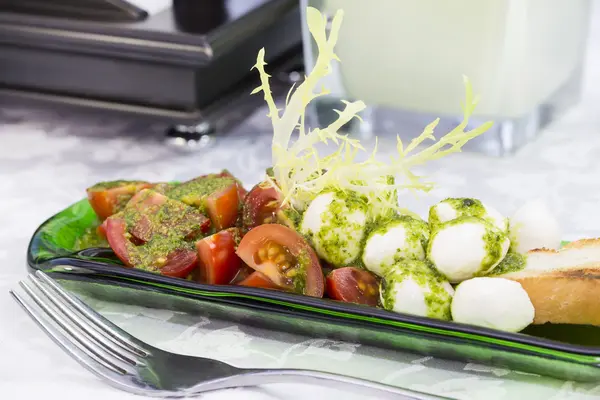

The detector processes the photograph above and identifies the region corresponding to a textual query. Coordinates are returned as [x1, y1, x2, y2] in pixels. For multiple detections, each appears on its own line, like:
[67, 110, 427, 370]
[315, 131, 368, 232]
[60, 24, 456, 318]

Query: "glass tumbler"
[300, 0, 592, 156]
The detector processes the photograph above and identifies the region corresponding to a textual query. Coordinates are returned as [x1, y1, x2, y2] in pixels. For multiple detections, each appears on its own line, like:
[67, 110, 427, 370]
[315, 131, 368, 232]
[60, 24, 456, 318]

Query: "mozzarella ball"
[300, 191, 367, 266]
[381, 260, 454, 320]
[510, 199, 561, 254]
[362, 215, 429, 276]
[427, 216, 510, 283]
[451, 277, 534, 332]
[429, 198, 508, 233]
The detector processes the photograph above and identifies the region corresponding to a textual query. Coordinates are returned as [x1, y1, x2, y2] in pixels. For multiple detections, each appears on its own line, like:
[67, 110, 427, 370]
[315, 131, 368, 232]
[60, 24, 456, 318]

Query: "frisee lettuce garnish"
[251, 7, 493, 218]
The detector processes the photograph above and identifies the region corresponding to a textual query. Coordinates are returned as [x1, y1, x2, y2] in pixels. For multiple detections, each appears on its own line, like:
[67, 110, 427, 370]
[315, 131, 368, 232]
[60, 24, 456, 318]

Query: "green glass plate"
[27, 199, 600, 382]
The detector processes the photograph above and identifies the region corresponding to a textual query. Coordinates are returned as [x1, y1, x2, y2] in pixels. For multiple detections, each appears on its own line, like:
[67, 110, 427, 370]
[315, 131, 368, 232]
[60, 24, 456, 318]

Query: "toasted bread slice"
[501, 239, 600, 326]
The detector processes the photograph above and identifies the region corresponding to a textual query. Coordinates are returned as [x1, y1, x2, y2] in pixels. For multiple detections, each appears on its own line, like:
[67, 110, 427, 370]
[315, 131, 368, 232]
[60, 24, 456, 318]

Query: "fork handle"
[188, 369, 449, 400]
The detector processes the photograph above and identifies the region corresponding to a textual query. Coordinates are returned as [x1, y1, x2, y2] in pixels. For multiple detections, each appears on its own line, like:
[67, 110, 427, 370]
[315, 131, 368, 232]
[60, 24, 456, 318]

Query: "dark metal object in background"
[0, 0, 302, 142]
[0, 0, 147, 22]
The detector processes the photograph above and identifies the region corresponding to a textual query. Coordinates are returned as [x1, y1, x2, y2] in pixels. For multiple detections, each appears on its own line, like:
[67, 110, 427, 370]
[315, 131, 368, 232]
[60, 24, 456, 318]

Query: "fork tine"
[35, 270, 149, 357]
[18, 280, 135, 376]
[10, 288, 127, 377]
[27, 274, 142, 366]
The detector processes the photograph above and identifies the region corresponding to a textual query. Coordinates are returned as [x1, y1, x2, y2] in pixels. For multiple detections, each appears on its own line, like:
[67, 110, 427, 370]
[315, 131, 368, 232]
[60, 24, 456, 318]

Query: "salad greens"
[251, 7, 494, 219]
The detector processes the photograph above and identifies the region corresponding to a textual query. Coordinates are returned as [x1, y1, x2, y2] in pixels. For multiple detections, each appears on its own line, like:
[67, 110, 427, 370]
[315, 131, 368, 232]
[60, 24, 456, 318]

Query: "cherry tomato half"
[196, 228, 243, 285]
[242, 181, 282, 229]
[236, 224, 324, 297]
[238, 271, 279, 289]
[325, 267, 380, 306]
[87, 180, 153, 220]
[104, 190, 208, 278]
[205, 182, 240, 231]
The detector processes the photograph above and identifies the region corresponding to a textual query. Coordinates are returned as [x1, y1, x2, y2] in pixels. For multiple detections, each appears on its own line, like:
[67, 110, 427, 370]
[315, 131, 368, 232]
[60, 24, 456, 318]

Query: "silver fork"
[10, 271, 448, 400]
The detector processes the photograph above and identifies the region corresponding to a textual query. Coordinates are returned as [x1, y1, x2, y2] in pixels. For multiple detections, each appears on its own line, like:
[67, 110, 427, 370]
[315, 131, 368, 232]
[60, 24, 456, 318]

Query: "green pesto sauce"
[306, 190, 368, 267]
[74, 226, 109, 250]
[429, 197, 486, 228]
[88, 180, 147, 191]
[165, 177, 234, 210]
[490, 251, 527, 276]
[277, 207, 302, 230]
[364, 214, 430, 271]
[292, 250, 310, 294]
[119, 192, 207, 270]
[480, 225, 507, 273]
[381, 259, 452, 320]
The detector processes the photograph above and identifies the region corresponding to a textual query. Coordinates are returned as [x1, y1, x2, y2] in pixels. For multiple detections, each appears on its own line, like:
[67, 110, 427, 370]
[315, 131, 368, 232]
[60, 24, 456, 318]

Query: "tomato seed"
[367, 285, 378, 296]
[257, 247, 267, 261]
[285, 269, 297, 278]
[357, 281, 366, 292]
[274, 253, 287, 264]
[267, 246, 279, 258]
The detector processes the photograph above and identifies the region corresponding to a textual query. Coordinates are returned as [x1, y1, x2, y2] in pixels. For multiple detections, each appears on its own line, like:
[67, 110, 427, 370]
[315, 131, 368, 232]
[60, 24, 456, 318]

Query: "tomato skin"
[242, 182, 281, 229]
[238, 271, 279, 289]
[196, 228, 243, 285]
[205, 183, 240, 231]
[104, 217, 134, 267]
[159, 248, 198, 278]
[87, 181, 152, 220]
[236, 224, 324, 297]
[325, 267, 380, 306]
[218, 170, 247, 199]
[97, 221, 107, 239]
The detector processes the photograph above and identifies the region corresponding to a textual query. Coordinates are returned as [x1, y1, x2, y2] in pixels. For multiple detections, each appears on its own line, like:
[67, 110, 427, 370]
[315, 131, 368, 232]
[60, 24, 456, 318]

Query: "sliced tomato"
[164, 176, 241, 231]
[87, 180, 153, 220]
[104, 191, 210, 278]
[97, 221, 107, 239]
[325, 267, 379, 306]
[104, 216, 134, 267]
[238, 271, 279, 289]
[236, 224, 324, 297]
[205, 182, 240, 231]
[242, 181, 282, 229]
[105, 215, 198, 278]
[218, 169, 248, 199]
[126, 189, 211, 243]
[196, 228, 243, 284]
[158, 248, 198, 278]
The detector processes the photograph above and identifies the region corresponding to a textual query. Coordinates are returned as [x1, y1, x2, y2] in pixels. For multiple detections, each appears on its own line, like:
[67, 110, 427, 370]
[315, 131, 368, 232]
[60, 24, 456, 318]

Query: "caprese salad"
[78, 7, 565, 333]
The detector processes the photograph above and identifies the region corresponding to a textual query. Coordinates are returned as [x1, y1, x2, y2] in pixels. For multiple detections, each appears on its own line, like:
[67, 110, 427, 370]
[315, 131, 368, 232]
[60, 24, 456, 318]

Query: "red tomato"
[104, 217, 134, 267]
[238, 271, 279, 289]
[87, 181, 153, 220]
[126, 189, 211, 243]
[218, 170, 248, 199]
[325, 267, 380, 306]
[242, 182, 282, 229]
[205, 182, 240, 231]
[196, 229, 243, 284]
[158, 248, 198, 278]
[97, 221, 107, 239]
[236, 224, 324, 297]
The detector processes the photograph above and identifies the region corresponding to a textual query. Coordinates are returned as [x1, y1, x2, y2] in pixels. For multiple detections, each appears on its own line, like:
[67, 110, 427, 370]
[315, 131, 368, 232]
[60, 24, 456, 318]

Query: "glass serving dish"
[27, 199, 600, 382]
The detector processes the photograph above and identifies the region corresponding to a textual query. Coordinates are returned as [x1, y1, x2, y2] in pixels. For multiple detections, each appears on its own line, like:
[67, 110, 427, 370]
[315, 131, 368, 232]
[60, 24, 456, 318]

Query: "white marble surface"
[3, 3, 600, 400]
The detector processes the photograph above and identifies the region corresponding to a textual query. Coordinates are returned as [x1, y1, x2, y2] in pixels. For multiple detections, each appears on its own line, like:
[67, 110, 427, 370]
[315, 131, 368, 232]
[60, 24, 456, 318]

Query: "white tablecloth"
[3, 2, 600, 399]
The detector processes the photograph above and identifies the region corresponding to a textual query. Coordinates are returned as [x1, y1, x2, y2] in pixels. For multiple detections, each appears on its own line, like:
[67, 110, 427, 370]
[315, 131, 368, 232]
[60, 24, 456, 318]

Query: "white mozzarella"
[451, 277, 534, 332]
[510, 199, 561, 254]
[300, 191, 367, 266]
[381, 260, 454, 320]
[362, 217, 428, 276]
[428, 217, 510, 283]
[429, 198, 508, 233]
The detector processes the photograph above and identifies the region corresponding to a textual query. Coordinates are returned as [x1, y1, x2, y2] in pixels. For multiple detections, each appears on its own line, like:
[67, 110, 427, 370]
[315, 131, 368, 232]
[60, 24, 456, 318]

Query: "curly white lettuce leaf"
[251, 7, 493, 219]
